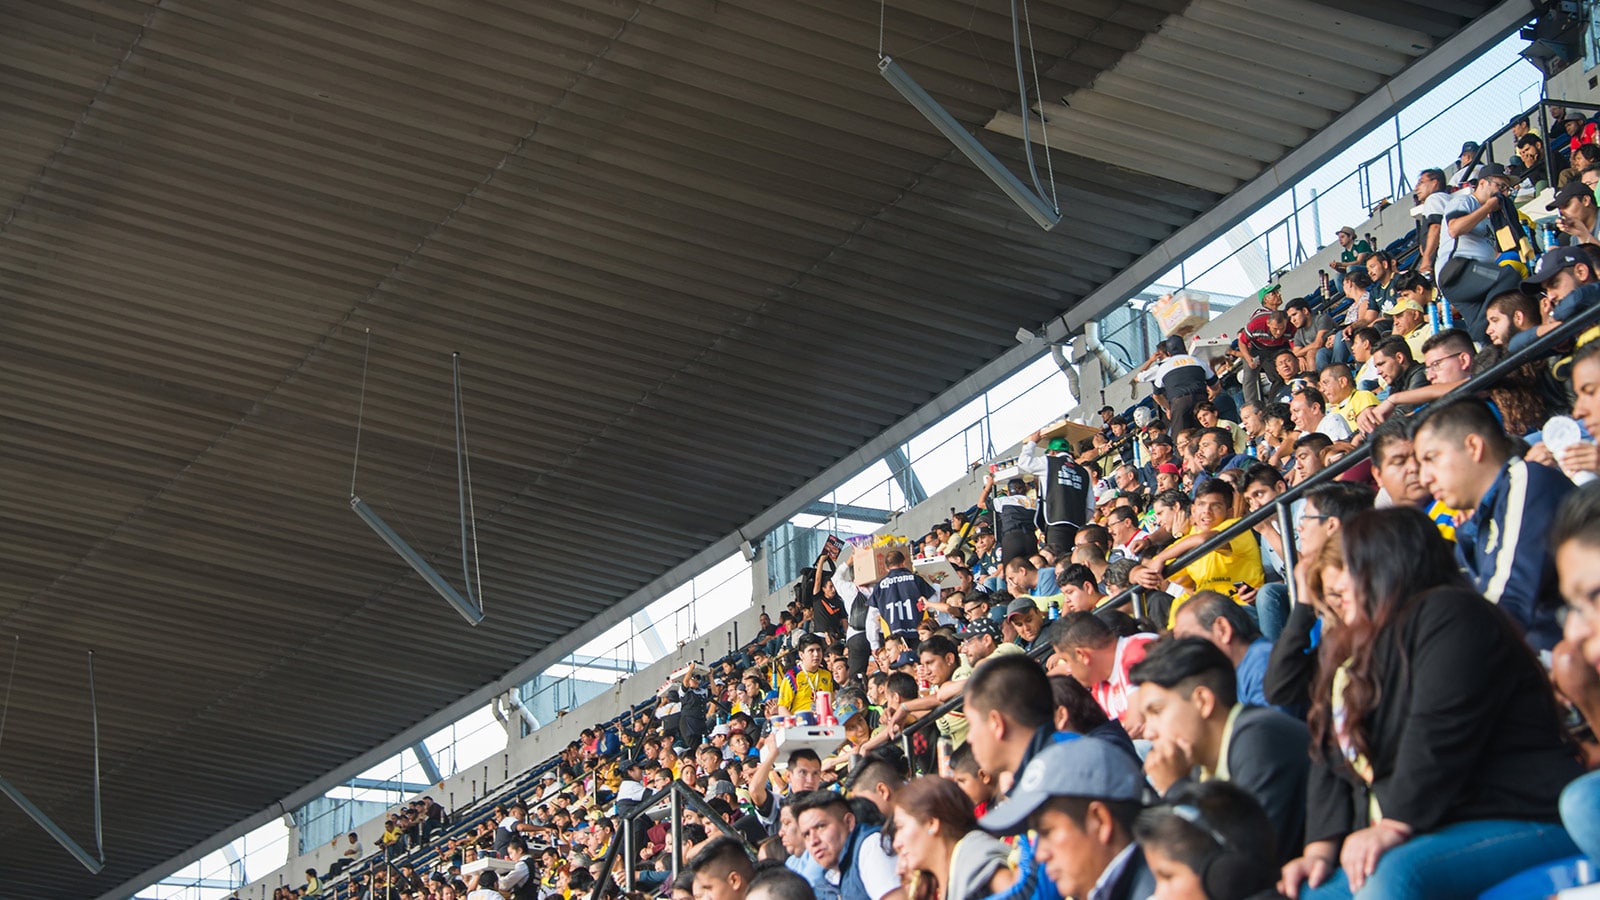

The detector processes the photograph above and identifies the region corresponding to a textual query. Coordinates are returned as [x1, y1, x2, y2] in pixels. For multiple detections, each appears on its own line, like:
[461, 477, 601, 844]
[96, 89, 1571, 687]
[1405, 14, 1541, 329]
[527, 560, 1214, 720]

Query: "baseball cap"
[1095, 484, 1121, 506]
[1525, 246, 1590, 286]
[1383, 297, 1425, 316]
[1472, 162, 1508, 181]
[834, 693, 864, 725]
[1004, 597, 1038, 617]
[1156, 462, 1181, 475]
[959, 617, 1002, 642]
[1548, 179, 1593, 211]
[978, 736, 1145, 835]
[1567, 112, 1588, 124]
[1256, 283, 1282, 301]
[1046, 437, 1072, 452]
[1460, 140, 1480, 155]
[891, 650, 918, 668]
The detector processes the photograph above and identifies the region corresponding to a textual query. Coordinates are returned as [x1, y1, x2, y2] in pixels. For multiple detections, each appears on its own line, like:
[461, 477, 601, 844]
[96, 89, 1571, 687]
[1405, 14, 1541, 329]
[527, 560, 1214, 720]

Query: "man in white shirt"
[1411, 168, 1450, 276]
[1289, 385, 1352, 442]
[465, 870, 502, 900]
[495, 837, 535, 899]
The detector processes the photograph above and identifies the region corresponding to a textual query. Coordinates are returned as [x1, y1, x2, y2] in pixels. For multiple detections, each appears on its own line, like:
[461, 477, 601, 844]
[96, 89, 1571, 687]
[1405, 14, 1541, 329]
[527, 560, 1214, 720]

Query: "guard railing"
[878, 292, 1600, 757]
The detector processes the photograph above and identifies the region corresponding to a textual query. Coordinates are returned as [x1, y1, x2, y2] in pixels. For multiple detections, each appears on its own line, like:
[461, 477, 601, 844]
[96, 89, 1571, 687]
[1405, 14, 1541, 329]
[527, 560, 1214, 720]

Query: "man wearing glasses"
[1359, 328, 1477, 431]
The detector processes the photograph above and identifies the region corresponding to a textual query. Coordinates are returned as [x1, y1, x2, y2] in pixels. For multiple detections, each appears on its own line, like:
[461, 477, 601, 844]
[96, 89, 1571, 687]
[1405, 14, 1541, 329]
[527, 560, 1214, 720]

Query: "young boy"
[948, 742, 997, 817]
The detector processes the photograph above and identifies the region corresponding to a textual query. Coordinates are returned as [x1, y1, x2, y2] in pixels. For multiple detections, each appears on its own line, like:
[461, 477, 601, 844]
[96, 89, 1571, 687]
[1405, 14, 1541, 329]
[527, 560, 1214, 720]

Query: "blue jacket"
[984, 728, 1078, 900]
[812, 824, 883, 900]
[1454, 457, 1572, 651]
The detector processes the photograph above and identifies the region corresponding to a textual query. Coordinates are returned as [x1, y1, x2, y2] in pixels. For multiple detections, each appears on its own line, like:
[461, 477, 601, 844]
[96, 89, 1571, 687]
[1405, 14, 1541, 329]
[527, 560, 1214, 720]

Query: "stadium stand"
[226, 55, 1600, 900]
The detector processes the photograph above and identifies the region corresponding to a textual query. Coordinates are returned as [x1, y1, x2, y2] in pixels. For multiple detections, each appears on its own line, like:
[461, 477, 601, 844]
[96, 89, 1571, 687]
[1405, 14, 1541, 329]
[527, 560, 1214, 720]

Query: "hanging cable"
[453, 353, 484, 616]
[0, 635, 18, 757]
[1010, 0, 1054, 209]
[878, 0, 887, 60]
[1020, 0, 1059, 211]
[350, 328, 373, 498]
[88, 650, 102, 862]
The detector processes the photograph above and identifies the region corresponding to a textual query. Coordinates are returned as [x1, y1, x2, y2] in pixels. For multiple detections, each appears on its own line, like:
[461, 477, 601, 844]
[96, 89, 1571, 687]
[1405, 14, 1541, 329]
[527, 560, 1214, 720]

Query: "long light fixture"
[351, 496, 485, 626]
[878, 56, 1061, 231]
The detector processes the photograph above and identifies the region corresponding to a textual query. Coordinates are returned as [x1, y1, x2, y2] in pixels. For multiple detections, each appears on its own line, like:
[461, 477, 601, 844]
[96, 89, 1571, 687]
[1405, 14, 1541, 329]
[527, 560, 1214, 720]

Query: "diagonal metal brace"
[0, 651, 105, 873]
[351, 496, 485, 626]
[0, 774, 105, 874]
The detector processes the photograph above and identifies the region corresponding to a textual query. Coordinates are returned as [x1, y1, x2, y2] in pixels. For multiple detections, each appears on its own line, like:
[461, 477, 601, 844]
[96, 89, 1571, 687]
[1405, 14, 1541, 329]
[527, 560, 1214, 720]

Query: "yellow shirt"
[935, 664, 974, 747]
[776, 667, 834, 715]
[1332, 390, 1379, 432]
[1401, 324, 1429, 362]
[1168, 518, 1265, 628]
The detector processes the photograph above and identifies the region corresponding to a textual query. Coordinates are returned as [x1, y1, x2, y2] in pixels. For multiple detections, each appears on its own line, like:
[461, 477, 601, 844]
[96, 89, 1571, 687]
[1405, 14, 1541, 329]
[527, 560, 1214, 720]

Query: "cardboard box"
[1038, 418, 1103, 448]
[912, 554, 960, 589]
[1151, 291, 1210, 336]
[851, 542, 911, 586]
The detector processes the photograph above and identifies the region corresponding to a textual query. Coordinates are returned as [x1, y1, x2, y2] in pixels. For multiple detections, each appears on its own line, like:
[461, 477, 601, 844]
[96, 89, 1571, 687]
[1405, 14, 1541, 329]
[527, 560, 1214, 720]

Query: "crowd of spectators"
[251, 114, 1600, 900]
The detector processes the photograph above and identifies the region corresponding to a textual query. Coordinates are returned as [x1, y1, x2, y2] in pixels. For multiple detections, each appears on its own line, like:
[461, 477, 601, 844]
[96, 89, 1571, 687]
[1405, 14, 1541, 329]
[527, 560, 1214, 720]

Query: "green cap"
[1257, 283, 1282, 301]
[1047, 437, 1072, 452]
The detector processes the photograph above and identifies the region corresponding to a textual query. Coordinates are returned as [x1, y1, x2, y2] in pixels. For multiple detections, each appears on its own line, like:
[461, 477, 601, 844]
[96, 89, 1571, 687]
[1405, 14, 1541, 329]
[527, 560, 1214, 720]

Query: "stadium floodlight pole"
[351, 496, 485, 626]
[879, 57, 1062, 231]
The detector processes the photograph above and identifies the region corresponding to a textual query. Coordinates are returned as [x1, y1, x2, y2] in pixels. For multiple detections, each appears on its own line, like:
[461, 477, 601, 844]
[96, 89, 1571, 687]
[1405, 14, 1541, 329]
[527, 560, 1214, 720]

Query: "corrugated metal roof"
[0, 0, 1496, 896]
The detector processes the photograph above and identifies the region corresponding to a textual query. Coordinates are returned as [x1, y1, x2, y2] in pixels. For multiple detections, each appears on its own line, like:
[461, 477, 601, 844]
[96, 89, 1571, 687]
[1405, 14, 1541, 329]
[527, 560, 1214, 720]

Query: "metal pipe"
[0, 775, 105, 874]
[669, 784, 684, 881]
[1277, 501, 1299, 607]
[879, 57, 1061, 231]
[350, 496, 485, 626]
[1083, 320, 1128, 381]
[1049, 341, 1081, 401]
[508, 693, 540, 732]
[623, 808, 636, 891]
[675, 783, 756, 848]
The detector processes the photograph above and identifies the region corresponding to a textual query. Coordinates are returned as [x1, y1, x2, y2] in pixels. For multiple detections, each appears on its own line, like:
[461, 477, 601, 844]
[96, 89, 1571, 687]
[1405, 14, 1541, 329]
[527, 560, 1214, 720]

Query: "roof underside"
[0, 0, 1495, 895]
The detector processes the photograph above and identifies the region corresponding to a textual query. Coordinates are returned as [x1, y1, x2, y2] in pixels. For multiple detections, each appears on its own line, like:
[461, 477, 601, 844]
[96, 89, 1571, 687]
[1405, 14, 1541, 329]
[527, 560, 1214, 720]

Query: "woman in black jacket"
[1281, 507, 1583, 900]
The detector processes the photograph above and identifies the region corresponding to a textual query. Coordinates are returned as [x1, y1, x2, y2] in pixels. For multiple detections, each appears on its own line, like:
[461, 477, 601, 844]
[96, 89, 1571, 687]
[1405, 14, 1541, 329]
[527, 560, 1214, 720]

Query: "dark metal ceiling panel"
[0, 0, 1496, 895]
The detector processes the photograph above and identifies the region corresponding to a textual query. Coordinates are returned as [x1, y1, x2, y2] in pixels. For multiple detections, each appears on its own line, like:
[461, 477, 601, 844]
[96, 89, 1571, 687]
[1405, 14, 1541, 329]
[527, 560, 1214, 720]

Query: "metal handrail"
[889, 295, 1600, 742]
[1167, 57, 1530, 299]
[588, 780, 756, 900]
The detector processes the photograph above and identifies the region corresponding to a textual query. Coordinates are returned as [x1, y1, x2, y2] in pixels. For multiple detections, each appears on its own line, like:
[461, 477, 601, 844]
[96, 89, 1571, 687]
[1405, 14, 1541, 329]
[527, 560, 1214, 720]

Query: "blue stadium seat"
[1478, 854, 1597, 899]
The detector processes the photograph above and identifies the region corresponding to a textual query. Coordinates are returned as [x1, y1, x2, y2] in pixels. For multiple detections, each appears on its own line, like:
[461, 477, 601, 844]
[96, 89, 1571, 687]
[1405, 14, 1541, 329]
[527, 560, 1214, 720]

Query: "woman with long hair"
[1282, 507, 1583, 899]
[887, 776, 1015, 900]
